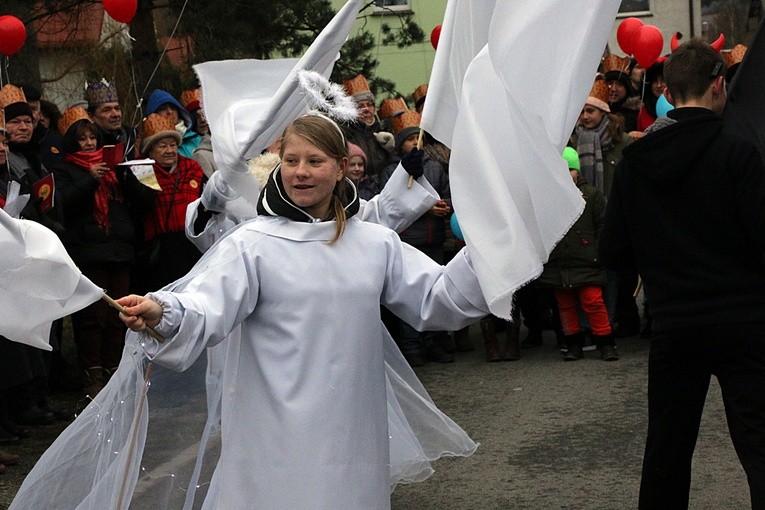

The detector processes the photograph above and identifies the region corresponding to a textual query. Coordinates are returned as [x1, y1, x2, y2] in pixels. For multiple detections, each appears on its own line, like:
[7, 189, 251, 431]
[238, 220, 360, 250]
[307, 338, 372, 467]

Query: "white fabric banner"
[0, 208, 103, 350]
[432, 0, 621, 319]
[194, 0, 363, 208]
[419, 0, 495, 147]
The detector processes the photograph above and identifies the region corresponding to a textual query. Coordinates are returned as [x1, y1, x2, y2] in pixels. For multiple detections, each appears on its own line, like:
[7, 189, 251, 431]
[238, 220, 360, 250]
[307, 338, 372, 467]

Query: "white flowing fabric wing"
[0, 208, 103, 350]
[419, 0, 495, 147]
[194, 0, 363, 209]
[426, 1, 621, 319]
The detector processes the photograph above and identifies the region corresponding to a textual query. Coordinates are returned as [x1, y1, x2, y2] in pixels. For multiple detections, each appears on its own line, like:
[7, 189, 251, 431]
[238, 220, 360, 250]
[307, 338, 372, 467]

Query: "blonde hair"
[280, 116, 349, 243]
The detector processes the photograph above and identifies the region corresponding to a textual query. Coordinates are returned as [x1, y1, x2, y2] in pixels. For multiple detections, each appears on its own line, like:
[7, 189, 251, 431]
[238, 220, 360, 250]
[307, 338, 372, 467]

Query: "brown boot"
[453, 327, 475, 352]
[0, 450, 20, 466]
[503, 321, 521, 361]
[83, 367, 106, 398]
[481, 317, 502, 362]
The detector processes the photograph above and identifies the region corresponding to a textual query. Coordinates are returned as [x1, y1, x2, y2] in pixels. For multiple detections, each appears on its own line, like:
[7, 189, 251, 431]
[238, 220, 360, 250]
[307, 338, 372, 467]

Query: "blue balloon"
[656, 93, 674, 118]
[450, 212, 464, 241]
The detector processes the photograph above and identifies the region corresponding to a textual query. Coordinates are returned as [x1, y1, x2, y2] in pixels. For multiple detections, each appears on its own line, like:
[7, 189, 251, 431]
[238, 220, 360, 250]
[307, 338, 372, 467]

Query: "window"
[373, 0, 412, 15]
[618, 0, 651, 15]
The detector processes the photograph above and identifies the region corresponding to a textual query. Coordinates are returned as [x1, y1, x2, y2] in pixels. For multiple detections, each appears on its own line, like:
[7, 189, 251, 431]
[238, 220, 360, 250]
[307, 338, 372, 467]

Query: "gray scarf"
[575, 116, 613, 195]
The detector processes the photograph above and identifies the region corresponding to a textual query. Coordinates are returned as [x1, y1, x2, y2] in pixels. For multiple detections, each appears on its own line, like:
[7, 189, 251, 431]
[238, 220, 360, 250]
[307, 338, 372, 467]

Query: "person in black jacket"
[600, 39, 765, 509]
[54, 107, 152, 396]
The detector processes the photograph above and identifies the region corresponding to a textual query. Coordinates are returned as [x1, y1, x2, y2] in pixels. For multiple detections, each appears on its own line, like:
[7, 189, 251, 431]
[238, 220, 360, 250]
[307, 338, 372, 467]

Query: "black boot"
[593, 334, 619, 361]
[563, 332, 585, 361]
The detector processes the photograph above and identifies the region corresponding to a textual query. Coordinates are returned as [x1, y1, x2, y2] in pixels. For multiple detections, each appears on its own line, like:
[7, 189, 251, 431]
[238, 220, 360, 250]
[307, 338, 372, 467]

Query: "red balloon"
[616, 17, 643, 55]
[103, 0, 138, 24]
[0, 15, 26, 56]
[632, 24, 664, 68]
[430, 25, 442, 50]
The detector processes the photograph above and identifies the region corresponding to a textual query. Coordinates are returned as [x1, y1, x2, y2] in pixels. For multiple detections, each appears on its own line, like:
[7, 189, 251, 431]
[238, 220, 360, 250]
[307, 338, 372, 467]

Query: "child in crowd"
[537, 147, 618, 361]
[346, 142, 378, 200]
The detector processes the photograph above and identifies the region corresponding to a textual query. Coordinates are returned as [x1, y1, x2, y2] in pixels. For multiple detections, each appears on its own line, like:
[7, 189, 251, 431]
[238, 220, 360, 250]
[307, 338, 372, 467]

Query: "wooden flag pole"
[102, 294, 165, 343]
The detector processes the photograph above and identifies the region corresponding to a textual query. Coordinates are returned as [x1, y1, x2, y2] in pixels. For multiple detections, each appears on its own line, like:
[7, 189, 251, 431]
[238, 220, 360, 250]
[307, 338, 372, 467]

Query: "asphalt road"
[0, 325, 751, 509]
[391, 326, 750, 510]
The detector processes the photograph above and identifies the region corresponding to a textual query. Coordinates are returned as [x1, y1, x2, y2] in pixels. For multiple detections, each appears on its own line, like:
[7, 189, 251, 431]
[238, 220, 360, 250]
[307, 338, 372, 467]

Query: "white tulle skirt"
[9, 329, 476, 509]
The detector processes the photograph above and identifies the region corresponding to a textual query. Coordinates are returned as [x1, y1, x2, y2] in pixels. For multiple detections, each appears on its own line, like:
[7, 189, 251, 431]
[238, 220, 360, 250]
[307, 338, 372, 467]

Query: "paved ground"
[0, 326, 752, 509]
[391, 327, 749, 509]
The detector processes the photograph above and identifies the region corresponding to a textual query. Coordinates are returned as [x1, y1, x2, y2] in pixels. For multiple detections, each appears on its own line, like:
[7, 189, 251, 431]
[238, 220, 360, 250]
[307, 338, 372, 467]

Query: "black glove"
[401, 148, 424, 179]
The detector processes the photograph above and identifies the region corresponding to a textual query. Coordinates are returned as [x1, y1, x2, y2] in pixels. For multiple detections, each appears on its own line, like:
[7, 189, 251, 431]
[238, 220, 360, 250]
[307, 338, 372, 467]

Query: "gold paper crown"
[0, 109, 5, 132]
[180, 88, 202, 111]
[601, 54, 631, 74]
[391, 110, 421, 135]
[723, 44, 747, 67]
[412, 84, 428, 105]
[590, 78, 609, 103]
[342, 74, 371, 97]
[85, 79, 119, 107]
[378, 97, 408, 120]
[140, 113, 182, 153]
[58, 106, 91, 136]
[0, 84, 27, 108]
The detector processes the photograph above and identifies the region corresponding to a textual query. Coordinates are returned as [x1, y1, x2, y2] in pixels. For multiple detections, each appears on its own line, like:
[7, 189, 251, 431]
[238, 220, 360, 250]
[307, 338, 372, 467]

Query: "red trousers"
[554, 285, 612, 336]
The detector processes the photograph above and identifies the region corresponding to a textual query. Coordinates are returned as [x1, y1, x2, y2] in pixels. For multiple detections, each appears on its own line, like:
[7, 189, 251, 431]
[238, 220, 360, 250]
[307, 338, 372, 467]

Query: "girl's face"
[281, 134, 347, 218]
[78, 131, 98, 152]
[579, 105, 605, 130]
[347, 155, 365, 182]
[651, 76, 666, 98]
[0, 133, 7, 166]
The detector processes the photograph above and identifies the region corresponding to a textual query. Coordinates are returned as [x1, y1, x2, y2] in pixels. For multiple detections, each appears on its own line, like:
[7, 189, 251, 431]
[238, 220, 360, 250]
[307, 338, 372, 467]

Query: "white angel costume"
[141, 214, 487, 509]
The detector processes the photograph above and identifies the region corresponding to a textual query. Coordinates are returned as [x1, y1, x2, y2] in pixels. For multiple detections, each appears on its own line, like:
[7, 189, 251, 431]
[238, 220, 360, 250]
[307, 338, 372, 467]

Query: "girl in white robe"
[10, 114, 487, 510]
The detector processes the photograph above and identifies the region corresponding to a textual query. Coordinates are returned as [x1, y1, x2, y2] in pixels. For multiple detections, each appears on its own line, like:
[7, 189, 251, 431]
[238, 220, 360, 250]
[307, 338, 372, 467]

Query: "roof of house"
[33, 2, 105, 50]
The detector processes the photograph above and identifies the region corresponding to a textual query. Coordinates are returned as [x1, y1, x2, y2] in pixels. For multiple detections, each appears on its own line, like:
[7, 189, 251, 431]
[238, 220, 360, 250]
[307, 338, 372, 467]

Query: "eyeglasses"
[709, 61, 724, 79]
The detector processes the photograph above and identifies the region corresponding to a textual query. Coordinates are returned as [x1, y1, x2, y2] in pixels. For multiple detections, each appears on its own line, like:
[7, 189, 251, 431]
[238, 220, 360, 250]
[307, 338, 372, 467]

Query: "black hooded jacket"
[599, 107, 765, 331]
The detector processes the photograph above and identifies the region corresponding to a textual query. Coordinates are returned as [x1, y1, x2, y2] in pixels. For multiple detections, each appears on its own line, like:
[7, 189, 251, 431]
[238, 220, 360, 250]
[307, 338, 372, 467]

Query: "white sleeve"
[185, 198, 243, 253]
[381, 234, 488, 331]
[358, 163, 439, 233]
[142, 233, 261, 371]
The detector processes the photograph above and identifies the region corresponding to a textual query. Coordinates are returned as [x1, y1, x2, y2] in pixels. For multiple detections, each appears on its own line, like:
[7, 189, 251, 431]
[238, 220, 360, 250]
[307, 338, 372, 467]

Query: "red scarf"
[65, 148, 120, 234]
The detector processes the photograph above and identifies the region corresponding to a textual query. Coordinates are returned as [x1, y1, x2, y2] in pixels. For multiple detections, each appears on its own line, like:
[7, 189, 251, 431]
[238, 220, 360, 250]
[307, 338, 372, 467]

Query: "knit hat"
[378, 97, 408, 120]
[347, 142, 367, 164]
[86, 79, 119, 107]
[180, 88, 202, 113]
[343, 74, 375, 104]
[58, 106, 91, 137]
[585, 77, 611, 113]
[391, 110, 421, 152]
[562, 147, 580, 171]
[145, 89, 193, 128]
[412, 84, 428, 108]
[602, 54, 634, 96]
[0, 85, 33, 121]
[140, 113, 182, 154]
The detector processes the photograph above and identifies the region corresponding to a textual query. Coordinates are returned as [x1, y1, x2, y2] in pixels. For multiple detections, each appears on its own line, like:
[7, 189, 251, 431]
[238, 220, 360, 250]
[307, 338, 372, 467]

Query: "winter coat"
[600, 107, 765, 331]
[192, 134, 217, 178]
[569, 131, 632, 199]
[538, 177, 607, 289]
[379, 156, 450, 249]
[341, 120, 396, 182]
[53, 159, 147, 266]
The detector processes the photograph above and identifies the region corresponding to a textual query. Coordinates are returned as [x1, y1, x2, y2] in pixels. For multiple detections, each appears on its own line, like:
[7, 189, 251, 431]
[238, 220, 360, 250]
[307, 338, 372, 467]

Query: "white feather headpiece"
[297, 70, 359, 123]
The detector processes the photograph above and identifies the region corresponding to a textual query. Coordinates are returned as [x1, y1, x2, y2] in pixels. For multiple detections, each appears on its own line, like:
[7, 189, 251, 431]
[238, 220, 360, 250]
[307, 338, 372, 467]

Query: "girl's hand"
[116, 295, 163, 331]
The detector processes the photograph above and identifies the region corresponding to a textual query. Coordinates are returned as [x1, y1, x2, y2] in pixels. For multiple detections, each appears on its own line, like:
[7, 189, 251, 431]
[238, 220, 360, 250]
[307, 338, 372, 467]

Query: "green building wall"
[333, 0, 447, 101]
